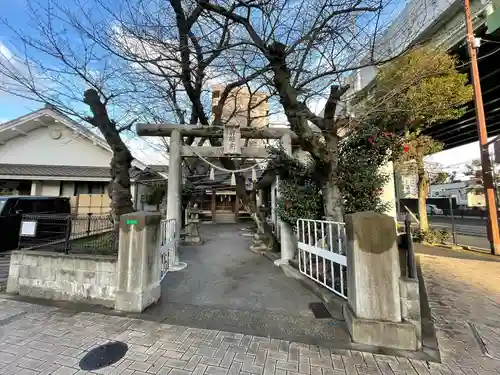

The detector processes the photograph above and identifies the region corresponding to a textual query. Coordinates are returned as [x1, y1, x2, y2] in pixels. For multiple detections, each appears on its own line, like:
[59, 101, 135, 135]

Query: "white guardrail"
[296, 219, 348, 299]
[159, 218, 176, 281]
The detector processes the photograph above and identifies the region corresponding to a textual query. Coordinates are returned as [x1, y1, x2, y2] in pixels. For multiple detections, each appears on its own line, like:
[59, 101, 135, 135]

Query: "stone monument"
[184, 203, 202, 245]
[342, 211, 421, 351]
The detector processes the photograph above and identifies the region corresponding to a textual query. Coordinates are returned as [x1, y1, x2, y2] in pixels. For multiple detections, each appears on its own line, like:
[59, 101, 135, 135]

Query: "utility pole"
[464, 0, 500, 255]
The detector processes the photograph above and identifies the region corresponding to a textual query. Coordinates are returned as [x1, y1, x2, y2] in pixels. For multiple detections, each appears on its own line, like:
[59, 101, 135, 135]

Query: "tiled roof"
[0, 164, 112, 178]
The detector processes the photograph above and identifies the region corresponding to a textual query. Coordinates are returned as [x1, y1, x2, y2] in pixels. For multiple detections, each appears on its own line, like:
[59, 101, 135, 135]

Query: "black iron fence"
[399, 207, 490, 219]
[18, 213, 117, 255]
[429, 208, 489, 219]
[397, 214, 417, 279]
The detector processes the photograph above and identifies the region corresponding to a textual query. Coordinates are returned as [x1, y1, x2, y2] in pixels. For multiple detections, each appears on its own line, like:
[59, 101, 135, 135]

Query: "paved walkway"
[0, 244, 499, 374]
[414, 244, 500, 372]
[144, 224, 351, 345]
[161, 223, 319, 315]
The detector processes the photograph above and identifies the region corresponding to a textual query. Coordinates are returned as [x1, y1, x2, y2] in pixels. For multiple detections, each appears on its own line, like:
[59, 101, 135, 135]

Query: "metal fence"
[18, 213, 117, 255]
[397, 215, 417, 279]
[402, 208, 489, 219]
[397, 208, 492, 250]
[296, 218, 348, 299]
[159, 218, 176, 281]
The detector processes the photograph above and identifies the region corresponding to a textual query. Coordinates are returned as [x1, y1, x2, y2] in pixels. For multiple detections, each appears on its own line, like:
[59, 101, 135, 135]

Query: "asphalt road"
[426, 216, 488, 236]
[399, 215, 494, 249]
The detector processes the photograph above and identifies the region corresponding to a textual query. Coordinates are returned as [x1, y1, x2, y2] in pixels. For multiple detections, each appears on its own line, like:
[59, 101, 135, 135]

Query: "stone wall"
[6, 250, 117, 307]
[400, 277, 422, 346]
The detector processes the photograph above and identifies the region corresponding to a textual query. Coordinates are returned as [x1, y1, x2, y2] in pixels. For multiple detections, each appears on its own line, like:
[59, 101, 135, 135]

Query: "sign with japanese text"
[223, 124, 241, 155]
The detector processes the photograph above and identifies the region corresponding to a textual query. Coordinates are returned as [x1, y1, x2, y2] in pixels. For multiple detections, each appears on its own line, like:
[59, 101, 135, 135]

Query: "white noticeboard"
[20, 220, 37, 237]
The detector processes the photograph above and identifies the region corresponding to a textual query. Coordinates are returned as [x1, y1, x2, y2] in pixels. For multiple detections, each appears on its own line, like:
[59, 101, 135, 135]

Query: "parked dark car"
[0, 196, 71, 252]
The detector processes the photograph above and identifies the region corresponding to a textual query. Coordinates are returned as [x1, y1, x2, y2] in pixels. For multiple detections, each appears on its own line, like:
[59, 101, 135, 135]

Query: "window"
[36, 199, 56, 214]
[75, 183, 89, 195]
[61, 182, 75, 196]
[54, 199, 70, 214]
[0, 198, 7, 215]
[75, 182, 107, 195]
[90, 183, 105, 194]
[213, 90, 220, 99]
[12, 199, 36, 214]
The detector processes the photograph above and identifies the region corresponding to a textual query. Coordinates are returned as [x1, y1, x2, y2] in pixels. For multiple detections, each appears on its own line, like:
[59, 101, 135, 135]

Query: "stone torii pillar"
[274, 133, 296, 265]
[166, 129, 187, 271]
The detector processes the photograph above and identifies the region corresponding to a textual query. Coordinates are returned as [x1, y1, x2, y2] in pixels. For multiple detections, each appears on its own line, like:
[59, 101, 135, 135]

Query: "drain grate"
[308, 302, 333, 319]
[79, 341, 128, 371]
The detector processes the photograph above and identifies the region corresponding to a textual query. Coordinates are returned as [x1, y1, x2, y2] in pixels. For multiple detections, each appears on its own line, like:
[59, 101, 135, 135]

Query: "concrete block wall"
[400, 277, 422, 349]
[7, 250, 117, 307]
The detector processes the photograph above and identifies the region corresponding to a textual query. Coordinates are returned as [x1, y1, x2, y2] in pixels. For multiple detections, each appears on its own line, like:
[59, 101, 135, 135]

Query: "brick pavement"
[0, 253, 10, 291]
[0, 245, 499, 374]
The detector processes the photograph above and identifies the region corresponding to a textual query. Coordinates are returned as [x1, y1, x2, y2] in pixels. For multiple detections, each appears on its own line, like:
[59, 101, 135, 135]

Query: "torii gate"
[136, 122, 297, 270]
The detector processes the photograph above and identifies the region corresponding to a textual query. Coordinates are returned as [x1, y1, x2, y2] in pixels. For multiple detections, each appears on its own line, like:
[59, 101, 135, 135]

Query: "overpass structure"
[345, 0, 500, 255]
[348, 0, 498, 151]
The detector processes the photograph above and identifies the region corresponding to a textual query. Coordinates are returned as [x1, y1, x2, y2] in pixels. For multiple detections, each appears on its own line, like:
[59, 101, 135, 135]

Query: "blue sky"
[0, 0, 484, 169]
[0, 0, 51, 121]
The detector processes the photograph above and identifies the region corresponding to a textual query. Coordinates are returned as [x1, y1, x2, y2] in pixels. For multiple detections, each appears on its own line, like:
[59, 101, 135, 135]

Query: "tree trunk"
[323, 133, 343, 222]
[268, 42, 343, 224]
[235, 176, 278, 250]
[108, 146, 134, 221]
[84, 89, 134, 226]
[323, 177, 343, 222]
[417, 158, 429, 231]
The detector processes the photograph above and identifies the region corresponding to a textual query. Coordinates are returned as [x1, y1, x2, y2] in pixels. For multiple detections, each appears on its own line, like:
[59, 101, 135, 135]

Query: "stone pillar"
[275, 133, 296, 266]
[211, 189, 216, 222]
[115, 212, 162, 313]
[379, 161, 397, 221]
[30, 181, 42, 195]
[234, 192, 240, 222]
[185, 204, 202, 245]
[343, 212, 420, 351]
[166, 129, 186, 271]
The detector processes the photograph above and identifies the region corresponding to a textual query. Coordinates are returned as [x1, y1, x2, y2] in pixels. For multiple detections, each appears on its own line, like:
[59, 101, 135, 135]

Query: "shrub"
[412, 228, 451, 244]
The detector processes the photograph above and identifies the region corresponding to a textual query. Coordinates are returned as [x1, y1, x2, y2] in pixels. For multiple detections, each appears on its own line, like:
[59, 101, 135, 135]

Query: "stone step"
[214, 213, 236, 223]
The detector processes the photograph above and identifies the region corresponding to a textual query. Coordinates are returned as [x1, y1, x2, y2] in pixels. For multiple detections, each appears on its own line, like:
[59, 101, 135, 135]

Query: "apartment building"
[211, 84, 269, 129]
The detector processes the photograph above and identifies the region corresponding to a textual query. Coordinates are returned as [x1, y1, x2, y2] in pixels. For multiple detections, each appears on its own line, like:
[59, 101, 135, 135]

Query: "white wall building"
[0, 107, 167, 211]
[429, 181, 486, 206]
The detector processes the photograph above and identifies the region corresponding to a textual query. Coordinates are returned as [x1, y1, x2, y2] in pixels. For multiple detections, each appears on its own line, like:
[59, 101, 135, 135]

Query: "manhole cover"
[308, 302, 333, 319]
[79, 341, 128, 371]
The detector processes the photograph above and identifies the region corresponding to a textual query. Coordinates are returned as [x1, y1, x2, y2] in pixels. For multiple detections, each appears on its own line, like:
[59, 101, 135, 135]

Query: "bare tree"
[0, 0, 429, 246]
[67, 0, 282, 241]
[0, 0, 147, 223]
[0, 0, 274, 228]
[196, 0, 420, 221]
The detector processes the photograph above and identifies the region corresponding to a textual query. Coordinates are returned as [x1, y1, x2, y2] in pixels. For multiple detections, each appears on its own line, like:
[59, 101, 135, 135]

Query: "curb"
[421, 241, 495, 256]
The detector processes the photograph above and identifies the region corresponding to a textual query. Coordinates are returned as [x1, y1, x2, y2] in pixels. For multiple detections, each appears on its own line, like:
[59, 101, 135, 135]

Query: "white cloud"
[0, 42, 13, 61]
